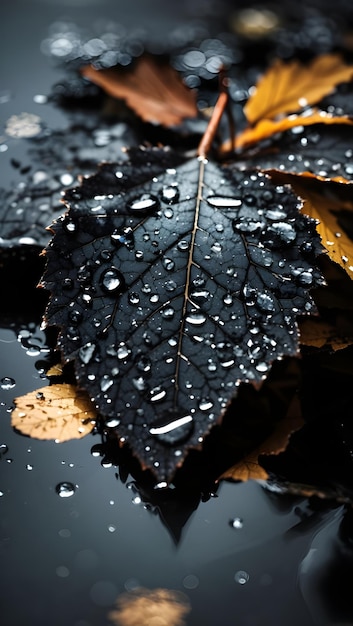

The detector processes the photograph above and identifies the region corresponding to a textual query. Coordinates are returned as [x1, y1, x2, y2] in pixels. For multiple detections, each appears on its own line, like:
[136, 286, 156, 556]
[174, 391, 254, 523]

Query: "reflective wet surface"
[1, 1, 353, 625]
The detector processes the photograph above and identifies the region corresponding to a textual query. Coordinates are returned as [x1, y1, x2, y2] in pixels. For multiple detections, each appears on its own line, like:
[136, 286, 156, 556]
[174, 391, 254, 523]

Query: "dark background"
[1, 1, 353, 625]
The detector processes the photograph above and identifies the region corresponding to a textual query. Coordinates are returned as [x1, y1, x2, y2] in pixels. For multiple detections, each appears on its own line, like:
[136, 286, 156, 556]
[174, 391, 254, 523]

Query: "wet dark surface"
[1, 1, 353, 625]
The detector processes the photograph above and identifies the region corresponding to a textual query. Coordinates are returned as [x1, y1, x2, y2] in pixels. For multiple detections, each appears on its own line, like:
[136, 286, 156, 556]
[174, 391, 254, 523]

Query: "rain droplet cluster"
[43, 148, 323, 480]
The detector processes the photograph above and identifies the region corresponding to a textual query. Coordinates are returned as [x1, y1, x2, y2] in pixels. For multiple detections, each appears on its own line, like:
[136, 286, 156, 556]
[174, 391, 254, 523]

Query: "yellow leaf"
[81, 54, 198, 127]
[12, 384, 96, 442]
[244, 54, 353, 126]
[289, 179, 353, 277]
[222, 111, 353, 151]
[219, 397, 304, 482]
[299, 317, 353, 351]
[46, 363, 63, 377]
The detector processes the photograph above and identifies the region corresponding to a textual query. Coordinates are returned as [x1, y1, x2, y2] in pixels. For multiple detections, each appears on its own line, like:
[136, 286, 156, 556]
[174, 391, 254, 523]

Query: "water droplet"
[199, 398, 214, 411]
[68, 309, 82, 325]
[111, 227, 134, 249]
[128, 292, 140, 305]
[268, 222, 296, 244]
[207, 196, 242, 208]
[177, 239, 189, 251]
[186, 312, 207, 326]
[101, 268, 125, 294]
[127, 193, 159, 213]
[26, 464, 33, 471]
[161, 306, 175, 320]
[164, 279, 177, 292]
[64, 219, 77, 233]
[190, 289, 210, 304]
[215, 223, 224, 233]
[106, 418, 120, 428]
[62, 278, 73, 290]
[132, 376, 148, 392]
[256, 292, 276, 312]
[162, 257, 175, 271]
[117, 343, 131, 360]
[135, 250, 144, 261]
[100, 375, 114, 392]
[234, 570, 249, 585]
[230, 517, 243, 529]
[79, 342, 96, 364]
[233, 217, 265, 233]
[223, 293, 233, 306]
[0, 377, 15, 390]
[56, 482, 76, 498]
[0, 444, 9, 458]
[256, 362, 269, 373]
[149, 411, 193, 445]
[135, 354, 152, 372]
[149, 386, 167, 403]
[267, 208, 287, 221]
[160, 185, 179, 204]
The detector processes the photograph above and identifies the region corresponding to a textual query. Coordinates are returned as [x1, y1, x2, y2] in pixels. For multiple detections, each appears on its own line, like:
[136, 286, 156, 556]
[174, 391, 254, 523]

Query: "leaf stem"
[197, 90, 229, 159]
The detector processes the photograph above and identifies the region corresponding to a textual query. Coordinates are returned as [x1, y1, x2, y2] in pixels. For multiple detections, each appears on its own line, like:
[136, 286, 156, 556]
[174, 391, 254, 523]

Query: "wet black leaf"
[0, 115, 138, 248]
[239, 124, 353, 182]
[42, 147, 322, 481]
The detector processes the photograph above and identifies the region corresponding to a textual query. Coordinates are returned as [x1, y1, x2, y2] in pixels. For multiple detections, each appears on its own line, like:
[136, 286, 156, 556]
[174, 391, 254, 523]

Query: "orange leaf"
[81, 55, 198, 127]
[244, 54, 353, 126]
[12, 384, 96, 442]
[223, 110, 353, 151]
[287, 178, 353, 277]
[299, 317, 353, 351]
[219, 397, 304, 482]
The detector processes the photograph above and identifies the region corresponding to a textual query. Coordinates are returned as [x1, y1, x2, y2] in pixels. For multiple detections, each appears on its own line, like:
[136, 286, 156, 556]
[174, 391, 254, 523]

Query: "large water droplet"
[164, 279, 177, 292]
[127, 193, 159, 213]
[269, 222, 296, 244]
[101, 268, 125, 294]
[190, 289, 210, 304]
[149, 411, 193, 445]
[207, 196, 242, 208]
[56, 482, 76, 498]
[161, 306, 175, 320]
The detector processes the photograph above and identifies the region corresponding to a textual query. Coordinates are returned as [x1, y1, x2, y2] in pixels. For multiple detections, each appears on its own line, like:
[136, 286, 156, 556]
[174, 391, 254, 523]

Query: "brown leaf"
[46, 363, 63, 377]
[81, 55, 198, 127]
[244, 54, 353, 126]
[219, 396, 304, 482]
[223, 110, 353, 151]
[12, 384, 96, 442]
[299, 317, 353, 351]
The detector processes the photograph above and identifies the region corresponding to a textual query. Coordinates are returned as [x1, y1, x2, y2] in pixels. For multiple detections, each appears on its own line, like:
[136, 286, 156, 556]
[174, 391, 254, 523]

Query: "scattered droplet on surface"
[56, 482, 76, 498]
[234, 570, 249, 585]
[127, 194, 159, 213]
[229, 517, 243, 529]
[0, 377, 16, 390]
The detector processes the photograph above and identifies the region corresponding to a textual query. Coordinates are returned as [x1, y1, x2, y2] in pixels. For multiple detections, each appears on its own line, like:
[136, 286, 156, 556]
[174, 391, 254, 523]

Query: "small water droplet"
[56, 482, 76, 498]
[256, 362, 269, 373]
[161, 306, 175, 320]
[127, 193, 159, 213]
[223, 293, 233, 306]
[207, 196, 242, 208]
[230, 517, 243, 529]
[234, 570, 249, 585]
[164, 279, 177, 292]
[128, 292, 140, 305]
[79, 342, 96, 364]
[135, 250, 144, 261]
[186, 312, 207, 326]
[100, 375, 114, 392]
[162, 257, 175, 271]
[199, 398, 214, 411]
[111, 226, 134, 249]
[132, 376, 148, 392]
[117, 343, 131, 360]
[0, 377, 16, 390]
[190, 289, 210, 304]
[160, 184, 179, 204]
[0, 444, 9, 458]
[149, 386, 167, 403]
[177, 239, 189, 251]
[64, 219, 76, 233]
[256, 292, 276, 312]
[26, 464, 33, 471]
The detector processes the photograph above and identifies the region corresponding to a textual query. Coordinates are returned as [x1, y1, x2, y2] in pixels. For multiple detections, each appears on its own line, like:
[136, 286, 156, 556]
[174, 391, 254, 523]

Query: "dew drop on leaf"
[0, 377, 16, 390]
[149, 412, 194, 445]
[206, 196, 242, 208]
[186, 312, 207, 326]
[160, 185, 179, 204]
[126, 193, 159, 213]
[100, 268, 125, 294]
[149, 386, 167, 403]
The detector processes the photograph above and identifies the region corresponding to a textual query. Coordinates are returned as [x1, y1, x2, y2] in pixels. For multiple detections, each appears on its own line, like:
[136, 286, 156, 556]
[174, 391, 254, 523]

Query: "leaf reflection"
[108, 588, 190, 626]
